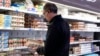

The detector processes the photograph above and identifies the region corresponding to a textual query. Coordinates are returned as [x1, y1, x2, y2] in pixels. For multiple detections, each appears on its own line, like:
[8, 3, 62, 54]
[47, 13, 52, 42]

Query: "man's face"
[43, 10, 49, 21]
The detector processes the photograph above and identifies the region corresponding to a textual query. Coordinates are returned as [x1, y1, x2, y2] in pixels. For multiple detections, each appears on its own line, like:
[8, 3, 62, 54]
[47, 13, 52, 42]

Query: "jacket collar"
[49, 15, 62, 23]
[47, 15, 62, 26]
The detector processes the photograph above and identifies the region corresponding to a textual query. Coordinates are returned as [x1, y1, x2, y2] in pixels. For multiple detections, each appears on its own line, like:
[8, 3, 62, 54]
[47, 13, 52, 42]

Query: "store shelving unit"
[0, 46, 28, 52]
[0, 0, 99, 56]
[79, 50, 100, 56]
[45, 1, 100, 56]
[0, 6, 100, 23]
[0, 28, 47, 31]
[63, 16, 100, 23]
[70, 40, 100, 45]
[70, 29, 100, 32]
[0, 28, 99, 33]
[70, 50, 100, 56]
[0, 7, 40, 15]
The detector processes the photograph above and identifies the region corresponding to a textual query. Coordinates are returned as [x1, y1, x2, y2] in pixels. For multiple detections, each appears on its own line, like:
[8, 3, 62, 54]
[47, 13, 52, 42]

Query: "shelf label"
[29, 28, 32, 31]
[15, 10, 19, 13]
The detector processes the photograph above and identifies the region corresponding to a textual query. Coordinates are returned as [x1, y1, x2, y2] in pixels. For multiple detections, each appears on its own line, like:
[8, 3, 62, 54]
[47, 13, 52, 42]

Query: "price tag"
[16, 10, 19, 13]
[9, 48, 14, 51]
[13, 28, 18, 30]
[29, 28, 32, 31]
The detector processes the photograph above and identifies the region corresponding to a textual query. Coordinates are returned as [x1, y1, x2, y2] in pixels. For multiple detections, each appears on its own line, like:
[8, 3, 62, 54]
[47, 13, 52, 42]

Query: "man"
[37, 3, 70, 56]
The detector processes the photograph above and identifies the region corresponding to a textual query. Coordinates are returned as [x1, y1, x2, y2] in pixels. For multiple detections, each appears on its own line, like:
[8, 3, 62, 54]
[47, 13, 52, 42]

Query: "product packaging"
[25, 0, 35, 11]
[0, 14, 4, 28]
[85, 54, 99, 56]
[0, 0, 3, 3]
[4, 3, 11, 7]
[3, 43, 8, 48]
[4, 0, 11, 4]
[4, 15, 12, 28]
[0, 2, 3, 7]
[80, 44, 92, 54]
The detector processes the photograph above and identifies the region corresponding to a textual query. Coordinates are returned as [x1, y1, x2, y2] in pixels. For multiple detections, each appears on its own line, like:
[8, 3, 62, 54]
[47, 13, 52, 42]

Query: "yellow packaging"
[0, 14, 4, 28]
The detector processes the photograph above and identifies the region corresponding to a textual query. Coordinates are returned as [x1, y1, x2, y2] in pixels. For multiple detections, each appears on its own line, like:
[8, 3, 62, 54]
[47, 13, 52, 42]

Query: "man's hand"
[36, 46, 45, 55]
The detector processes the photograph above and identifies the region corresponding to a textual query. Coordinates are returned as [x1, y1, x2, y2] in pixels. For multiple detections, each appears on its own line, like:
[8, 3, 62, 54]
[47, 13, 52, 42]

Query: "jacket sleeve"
[36, 41, 45, 55]
[45, 25, 63, 56]
[36, 28, 60, 55]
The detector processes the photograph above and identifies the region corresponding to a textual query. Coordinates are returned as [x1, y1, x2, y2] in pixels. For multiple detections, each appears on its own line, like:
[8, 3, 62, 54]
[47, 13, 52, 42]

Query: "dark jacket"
[45, 15, 70, 56]
[37, 15, 70, 56]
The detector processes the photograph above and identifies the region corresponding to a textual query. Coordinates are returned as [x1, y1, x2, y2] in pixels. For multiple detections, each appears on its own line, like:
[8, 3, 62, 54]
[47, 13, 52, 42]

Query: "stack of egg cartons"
[0, 0, 11, 7]
[80, 43, 92, 54]
[24, 14, 35, 28]
[0, 14, 12, 29]
[7, 11, 25, 28]
[85, 23, 97, 31]
[0, 0, 3, 7]
[3, 0, 11, 7]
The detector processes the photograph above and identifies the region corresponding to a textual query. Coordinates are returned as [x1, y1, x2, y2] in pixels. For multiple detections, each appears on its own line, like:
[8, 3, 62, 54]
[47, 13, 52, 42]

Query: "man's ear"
[47, 10, 50, 13]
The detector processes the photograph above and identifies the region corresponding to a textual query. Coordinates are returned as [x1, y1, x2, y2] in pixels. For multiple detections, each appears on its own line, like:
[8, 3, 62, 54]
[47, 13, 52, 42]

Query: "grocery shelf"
[0, 46, 28, 52]
[0, 7, 39, 15]
[0, 7, 100, 23]
[64, 16, 100, 23]
[0, 0, 100, 56]
[79, 50, 100, 56]
[70, 29, 100, 32]
[0, 28, 100, 32]
[0, 7, 14, 11]
[70, 50, 100, 56]
[0, 7, 99, 23]
[0, 28, 47, 31]
[12, 16, 24, 18]
[31, 28, 100, 32]
[70, 40, 100, 45]
[44, 0, 100, 23]
[18, 9, 40, 15]
[69, 54, 77, 56]
[21, 52, 31, 54]
[33, 28, 48, 31]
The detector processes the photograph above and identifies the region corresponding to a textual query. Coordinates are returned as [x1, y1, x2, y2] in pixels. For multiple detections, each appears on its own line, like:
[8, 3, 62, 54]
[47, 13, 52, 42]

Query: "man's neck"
[49, 14, 57, 22]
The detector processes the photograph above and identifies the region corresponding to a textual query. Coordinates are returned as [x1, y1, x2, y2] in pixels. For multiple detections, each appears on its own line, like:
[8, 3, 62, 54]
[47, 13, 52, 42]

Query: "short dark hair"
[43, 3, 58, 13]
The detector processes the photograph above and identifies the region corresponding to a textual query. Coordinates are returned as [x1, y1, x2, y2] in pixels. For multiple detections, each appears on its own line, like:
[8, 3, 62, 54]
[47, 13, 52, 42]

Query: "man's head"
[43, 3, 58, 22]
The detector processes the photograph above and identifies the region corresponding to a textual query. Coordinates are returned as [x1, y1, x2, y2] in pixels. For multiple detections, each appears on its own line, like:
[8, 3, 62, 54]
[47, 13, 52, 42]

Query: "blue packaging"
[0, 32, 2, 38]
[85, 54, 99, 56]
[0, 32, 2, 36]
[4, 32, 9, 36]
[4, 36, 9, 40]
[4, 15, 12, 28]
[3, 44, 8, 48]
[3, 32, 9, 40]
[0, 40, 2, 44]
[0, 32, 2, 41]
[0, 45, 2, 49]
[0, 36, 2, 40]
[3, 40, 8, 44]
